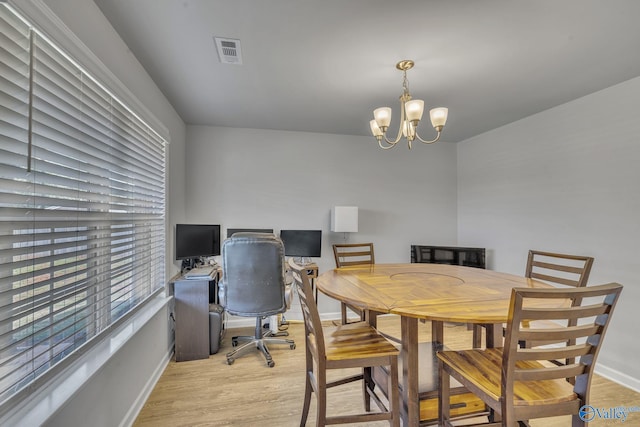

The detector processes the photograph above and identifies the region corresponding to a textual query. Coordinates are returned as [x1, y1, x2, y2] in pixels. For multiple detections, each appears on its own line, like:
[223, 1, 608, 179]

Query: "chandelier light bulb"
[373, 107, 392, 129]
[402, 120, 415, 139]
[405, 99, 424, 123]
[429, 107, 448, 130]
[370, 120, 383, 138]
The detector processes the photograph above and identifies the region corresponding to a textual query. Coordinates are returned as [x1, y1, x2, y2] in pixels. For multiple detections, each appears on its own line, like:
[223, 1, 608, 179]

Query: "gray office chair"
[218, 233, 295, 367]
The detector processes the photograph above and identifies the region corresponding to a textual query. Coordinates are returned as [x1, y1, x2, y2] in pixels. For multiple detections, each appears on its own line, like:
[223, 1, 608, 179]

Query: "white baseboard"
[596, 364, 640, 393]
[120, 347, 174, 427]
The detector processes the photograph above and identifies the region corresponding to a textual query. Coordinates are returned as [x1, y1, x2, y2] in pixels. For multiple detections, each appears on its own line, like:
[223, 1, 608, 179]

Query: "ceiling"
[94, 0, 640, 143]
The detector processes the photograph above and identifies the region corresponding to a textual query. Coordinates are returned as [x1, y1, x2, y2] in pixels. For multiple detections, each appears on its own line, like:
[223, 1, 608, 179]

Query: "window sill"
[0, 292, 172, 427]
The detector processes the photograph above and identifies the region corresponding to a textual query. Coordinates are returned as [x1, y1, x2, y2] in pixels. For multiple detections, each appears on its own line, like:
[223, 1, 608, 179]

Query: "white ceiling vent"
[214, 37, 243, 65]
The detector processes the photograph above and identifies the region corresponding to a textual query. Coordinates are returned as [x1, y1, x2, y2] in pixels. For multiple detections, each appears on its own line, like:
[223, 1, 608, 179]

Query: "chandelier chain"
[402, 70, 409, 97]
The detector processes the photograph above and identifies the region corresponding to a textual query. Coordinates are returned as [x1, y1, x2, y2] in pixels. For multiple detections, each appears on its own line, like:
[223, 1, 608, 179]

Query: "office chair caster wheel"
[267, 360, 275, 368]
[231, 339, 238, 347]
[290, 343, 296, 350]
[226, 357, 234, 365]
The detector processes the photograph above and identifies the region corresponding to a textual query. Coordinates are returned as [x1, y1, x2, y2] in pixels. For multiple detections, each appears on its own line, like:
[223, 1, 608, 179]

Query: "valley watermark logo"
[579, 405, 640, 422]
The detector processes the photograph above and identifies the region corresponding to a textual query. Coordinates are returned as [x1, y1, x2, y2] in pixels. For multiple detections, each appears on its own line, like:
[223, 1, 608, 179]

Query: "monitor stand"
[181, 257, 200, 272]
[291, 256, 312, 266]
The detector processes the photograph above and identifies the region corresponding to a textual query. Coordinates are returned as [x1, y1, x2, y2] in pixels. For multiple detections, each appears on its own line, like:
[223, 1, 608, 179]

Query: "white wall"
[185, 126, 459, 316]
[457, 76, 640, 389]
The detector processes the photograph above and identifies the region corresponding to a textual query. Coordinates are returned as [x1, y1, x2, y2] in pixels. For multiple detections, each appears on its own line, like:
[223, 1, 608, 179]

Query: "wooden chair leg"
[571, 413, 586, 427]
[485, 323, 503, 348]
[389, 357, 400, 427]
[472, 324, 483, 348]
[316, 369, 327, 426]
[439, 361, 451, 426]
[363, 367, 372, 411]
[300, 371, 312, 427]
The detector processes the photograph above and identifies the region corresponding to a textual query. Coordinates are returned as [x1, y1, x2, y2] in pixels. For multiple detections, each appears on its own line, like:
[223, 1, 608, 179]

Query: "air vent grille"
[214, 37, 243, 65]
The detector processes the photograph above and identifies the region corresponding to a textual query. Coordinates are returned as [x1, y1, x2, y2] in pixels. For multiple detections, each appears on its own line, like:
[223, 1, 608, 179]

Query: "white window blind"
[0, 4, 166, 405]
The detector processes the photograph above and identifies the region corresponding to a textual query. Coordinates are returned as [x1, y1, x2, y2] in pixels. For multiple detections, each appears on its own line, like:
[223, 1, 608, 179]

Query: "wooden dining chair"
[522, 250, 594, 343]
[439, 282, 622, 427]
[288, 258, 400, 427]
[525, 249, 594, 288]
[332, 243, 375, 324]
[472, 250, 594, 348]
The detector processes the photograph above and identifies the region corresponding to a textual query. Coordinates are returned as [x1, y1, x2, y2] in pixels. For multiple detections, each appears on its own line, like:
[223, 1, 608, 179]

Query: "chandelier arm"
[377, 139, 397, 149]
[414, 130, 442, 144]
[383, 133, 402, 145]
[381, 96, 408, 145]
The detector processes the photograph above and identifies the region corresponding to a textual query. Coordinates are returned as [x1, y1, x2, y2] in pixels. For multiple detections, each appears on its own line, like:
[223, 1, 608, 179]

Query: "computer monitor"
[226, 228, 274, 238]
[279, 230, 322, 258]
[175, 224, 221, 261]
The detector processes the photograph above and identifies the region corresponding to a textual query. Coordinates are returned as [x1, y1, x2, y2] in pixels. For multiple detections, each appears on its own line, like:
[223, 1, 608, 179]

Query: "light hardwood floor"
[134, 316, 639, 426]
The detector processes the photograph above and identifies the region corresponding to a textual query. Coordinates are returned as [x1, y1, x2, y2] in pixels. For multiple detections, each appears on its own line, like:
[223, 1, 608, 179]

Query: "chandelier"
[369, 60, 448, 149]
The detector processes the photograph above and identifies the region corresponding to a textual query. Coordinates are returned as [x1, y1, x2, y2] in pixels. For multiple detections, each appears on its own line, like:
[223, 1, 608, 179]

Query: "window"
[0, 4, 166, 405]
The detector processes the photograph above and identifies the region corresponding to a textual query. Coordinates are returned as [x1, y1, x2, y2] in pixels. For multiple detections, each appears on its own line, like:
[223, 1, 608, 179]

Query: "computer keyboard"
[184, 266, 215, 279]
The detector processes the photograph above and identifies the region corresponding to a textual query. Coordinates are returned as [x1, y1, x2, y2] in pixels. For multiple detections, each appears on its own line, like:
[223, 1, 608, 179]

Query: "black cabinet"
[410, 245, 485, 269]
[171, 272, 219, 362]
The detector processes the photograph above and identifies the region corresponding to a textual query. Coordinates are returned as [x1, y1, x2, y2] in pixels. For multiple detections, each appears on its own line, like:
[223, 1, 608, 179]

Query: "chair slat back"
[333, 243, 375, 268]
[288, 258, 326, 359]
[526, 250, 594, 288]
[502, 283, 622, 399]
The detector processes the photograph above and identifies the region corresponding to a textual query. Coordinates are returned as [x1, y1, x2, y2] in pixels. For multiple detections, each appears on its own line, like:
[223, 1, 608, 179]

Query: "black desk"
[171, 270, 220, 362]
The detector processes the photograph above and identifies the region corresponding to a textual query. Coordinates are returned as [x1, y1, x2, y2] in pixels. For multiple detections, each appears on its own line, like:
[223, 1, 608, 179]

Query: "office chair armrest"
[218, 280, 227, 307]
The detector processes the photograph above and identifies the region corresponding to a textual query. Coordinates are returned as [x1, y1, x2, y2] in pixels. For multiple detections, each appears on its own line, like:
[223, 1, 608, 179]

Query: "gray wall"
[185, 126, 459, 316]
[457, 76, 640, 389]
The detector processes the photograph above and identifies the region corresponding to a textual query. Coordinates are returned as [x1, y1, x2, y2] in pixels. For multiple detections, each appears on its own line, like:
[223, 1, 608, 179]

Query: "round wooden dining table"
[316, 263, 552, 426]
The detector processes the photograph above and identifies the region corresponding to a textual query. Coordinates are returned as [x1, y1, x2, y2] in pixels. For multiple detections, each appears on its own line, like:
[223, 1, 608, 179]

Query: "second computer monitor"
[279, 230, 322, 258]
